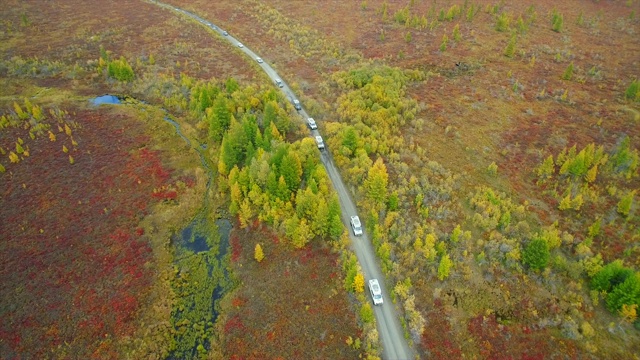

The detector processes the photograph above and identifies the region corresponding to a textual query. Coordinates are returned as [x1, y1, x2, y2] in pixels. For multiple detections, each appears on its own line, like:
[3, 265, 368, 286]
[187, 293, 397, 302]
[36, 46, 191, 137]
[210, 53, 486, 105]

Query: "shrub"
[562, 62, 574, 81]
[393, 6, 409, 24]
[504, 35, 516, 58]
[625, 79, 640, 101]
[453, 24, 461, 41]
[617, 190, 635, 217]
[610, 136, 638, 178]
[360, 302, 374, 324]
[606, 273, 640, 313]
[552, 10, 563, 32]
[522, 238, 550, 271]
[438, 253, 453, 280]
[591, 260, 633, 293]
[354, 272, 365, 293]
[495, 12, 510, 32]
[107, 56, 135, 82]
[440, 34, 449, 52]
[254, 243, 264, 262]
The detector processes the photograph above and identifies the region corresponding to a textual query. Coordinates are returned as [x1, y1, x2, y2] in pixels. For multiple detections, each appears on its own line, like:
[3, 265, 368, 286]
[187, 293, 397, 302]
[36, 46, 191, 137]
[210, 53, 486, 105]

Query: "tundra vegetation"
[1, 0, 639, 359]
[0, 1, 363, 359]
[186, 0, 639, 357]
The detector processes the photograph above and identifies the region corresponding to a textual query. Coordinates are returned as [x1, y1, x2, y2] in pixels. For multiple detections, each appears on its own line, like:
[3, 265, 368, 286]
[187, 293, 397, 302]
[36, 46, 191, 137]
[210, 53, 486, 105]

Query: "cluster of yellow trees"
[537, 140, 638, 217]
[181, 77, 344, 248]
[0, 99, 77, 170]
[534, 139, 639, 319]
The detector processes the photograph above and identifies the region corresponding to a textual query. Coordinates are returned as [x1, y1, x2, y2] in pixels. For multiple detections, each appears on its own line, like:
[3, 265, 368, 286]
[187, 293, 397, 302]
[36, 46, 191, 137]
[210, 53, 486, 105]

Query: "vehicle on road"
[256, 57, 263, 63]
[222, 30, 228, 36]
[237, 42, 244, 48]
[315, 135, 325, 150]
[275, 79, 283, 88]
[350, 215, 362, 236]
[369, 279, 384, 305]
[307, 117, 317, 130]
[293, 99, 301, 110]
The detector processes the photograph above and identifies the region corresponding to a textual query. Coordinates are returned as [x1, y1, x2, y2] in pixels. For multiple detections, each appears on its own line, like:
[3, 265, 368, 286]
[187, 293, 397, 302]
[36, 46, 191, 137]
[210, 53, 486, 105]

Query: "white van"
[350, 215, 362, 236]
[369, 279, 383, 305]
[315, 135, 325, 150]
[307, 118, 317, 130]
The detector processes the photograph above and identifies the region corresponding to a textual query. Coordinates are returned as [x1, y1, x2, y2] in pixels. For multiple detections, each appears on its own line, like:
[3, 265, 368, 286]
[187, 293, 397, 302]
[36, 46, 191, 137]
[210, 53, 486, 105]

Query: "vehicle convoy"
[350, 215, 362, 236]
[369, 279, 384, 305]
[315, 135, 325, 150]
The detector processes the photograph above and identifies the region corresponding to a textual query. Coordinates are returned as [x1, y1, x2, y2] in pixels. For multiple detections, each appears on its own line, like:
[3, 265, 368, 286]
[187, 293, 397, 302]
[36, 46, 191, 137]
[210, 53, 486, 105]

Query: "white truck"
[350, 215, 362, 236]
[307, 117, 317, 130]
[315, 135, 325, 150]
[369, 279, 383, 305]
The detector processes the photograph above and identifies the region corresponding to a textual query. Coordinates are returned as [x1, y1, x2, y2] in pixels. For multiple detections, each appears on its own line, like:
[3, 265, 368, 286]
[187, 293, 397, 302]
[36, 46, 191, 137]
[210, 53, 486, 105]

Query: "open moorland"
[1, 0, 639, 359]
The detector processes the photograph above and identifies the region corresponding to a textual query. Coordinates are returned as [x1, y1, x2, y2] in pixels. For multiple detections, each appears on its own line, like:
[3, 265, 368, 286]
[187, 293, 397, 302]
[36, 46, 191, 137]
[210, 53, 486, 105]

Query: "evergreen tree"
[552, 11, 563, 32]
[311, 200, 330, 237]
[263, 101, 277, 130]
[279, 152, 302, 192]
[522, 238, 550, 271]
[308, 177, 319, 194]
[242, 114, 258, 146]
[276, 175, 290, 201]
[452, 24, 461, 41]
[266, 170, 278, 197]
[238, 198, 253, 228]
[225, 77, 239, 93]
[295, 187, 315, 219]
[244, 142, 255, 166]
[209, 95, 232, 142]
[220, 135, 240, 174]
[504, 34, 516, 58]
[291, 218, 313, 248]
[617, 191, 635, 217]
[387, 191, 399, 211]
[107, 56, 134, 82]
[328, 195, 344, 239]
[342, 126, 358, 155]
[591, 260, 632, 293]
[606, 273, 640, 313]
